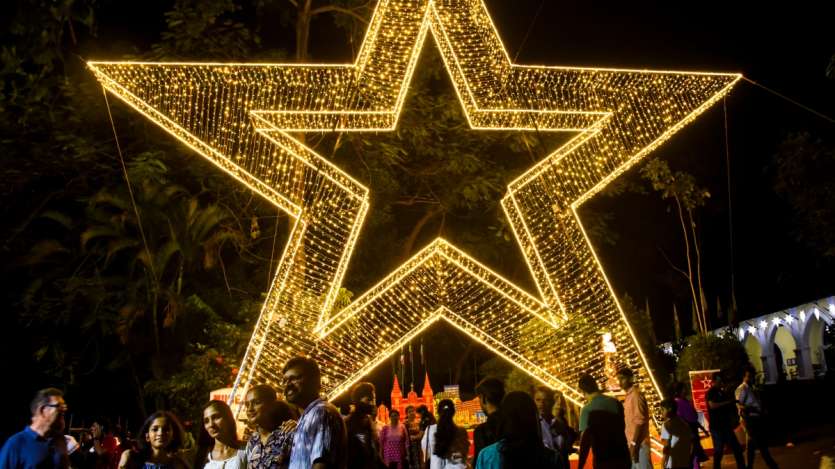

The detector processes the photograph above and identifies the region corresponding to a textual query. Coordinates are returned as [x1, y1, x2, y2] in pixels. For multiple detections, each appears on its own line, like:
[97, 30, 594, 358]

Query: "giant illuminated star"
[89, 0, 739, 423]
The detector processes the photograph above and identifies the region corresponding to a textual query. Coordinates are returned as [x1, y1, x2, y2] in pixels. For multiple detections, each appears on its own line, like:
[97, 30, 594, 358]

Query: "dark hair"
[534, 386, 555, 401]
[390, 409, 400, 418]
[282, 356, 321, 383]
[91, 417, 112, 434]
[661, 399, 678, 416]
[498, 391, 546, 469]
[743, 365, 756, 376]
[195, 401, 240, 467]
[405, 405, 415, 413]
[712, 371, 723, 381]
[578, 373, 599, 394]
[272, 399, 299, 425]
[475, 377, 505, 407]
[247, 384, 277, 402]
[616, 367, 634, 378]
[30, 388, 63, 415]
[433, 399, 459, 457]
[416, 405, 435, 430]
[673, 382, 687, 397]
[350, 382, 375, 403]
[134, 411, 185, 462]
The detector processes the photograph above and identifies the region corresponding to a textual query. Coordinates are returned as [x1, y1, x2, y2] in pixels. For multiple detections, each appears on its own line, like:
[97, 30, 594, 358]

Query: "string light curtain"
[88, 0, 740, 424]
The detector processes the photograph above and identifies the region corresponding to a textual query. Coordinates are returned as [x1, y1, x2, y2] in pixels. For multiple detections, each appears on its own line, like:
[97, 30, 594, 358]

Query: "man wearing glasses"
[0, 388, 70, 468]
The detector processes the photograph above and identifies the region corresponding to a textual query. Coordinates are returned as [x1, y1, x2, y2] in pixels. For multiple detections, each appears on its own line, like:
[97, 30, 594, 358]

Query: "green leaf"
[39, 210, 73, 229]
[21, 240, 70, 265]
[80, 226, 121, 251]
[105, 238, 141, 265]
[154, 238, 182, 275]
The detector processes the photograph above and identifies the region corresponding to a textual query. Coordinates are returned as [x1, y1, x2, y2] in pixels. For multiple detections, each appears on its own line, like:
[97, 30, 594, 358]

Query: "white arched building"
[733, 296, 834, 383]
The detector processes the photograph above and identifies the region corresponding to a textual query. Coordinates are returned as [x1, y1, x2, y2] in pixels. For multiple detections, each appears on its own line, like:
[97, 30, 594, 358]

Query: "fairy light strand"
[88, 0, 740, 426]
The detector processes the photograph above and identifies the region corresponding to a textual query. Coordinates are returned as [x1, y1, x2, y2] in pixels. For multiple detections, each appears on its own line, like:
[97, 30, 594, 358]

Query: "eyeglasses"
[43, 404, 68, 412]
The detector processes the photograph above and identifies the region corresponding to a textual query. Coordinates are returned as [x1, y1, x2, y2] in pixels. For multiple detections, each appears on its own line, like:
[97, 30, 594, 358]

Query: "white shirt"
[735, 382, 761, 413]
[204, 449, 246, 469]
[420, 424, 467, 469]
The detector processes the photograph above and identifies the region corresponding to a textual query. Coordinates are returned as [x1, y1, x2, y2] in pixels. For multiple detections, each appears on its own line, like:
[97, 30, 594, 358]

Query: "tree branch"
[310, 5, 370, 24]
[393, 196, 440, 206]
[656, 247, 690, 280]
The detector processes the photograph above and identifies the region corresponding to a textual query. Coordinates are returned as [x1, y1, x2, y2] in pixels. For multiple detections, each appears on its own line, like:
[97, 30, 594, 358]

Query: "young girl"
[119, 411, 189, 469]
[195, 401, 246, 469]
[660, 400, 693, 469]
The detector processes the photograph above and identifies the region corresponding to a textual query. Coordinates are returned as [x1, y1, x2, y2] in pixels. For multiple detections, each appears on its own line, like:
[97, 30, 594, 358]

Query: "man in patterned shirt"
[245, 384, 299, 469]
[283, 356, 347, 469]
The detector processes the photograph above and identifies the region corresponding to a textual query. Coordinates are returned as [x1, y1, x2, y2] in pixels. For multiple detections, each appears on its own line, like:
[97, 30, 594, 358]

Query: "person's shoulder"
[477, 440, 501, 465]
[2, 429, 28, 445]
[0, 431, 26, 457]
[118, 448, 135, 468]
[314, 400, 343, 420]
[322, 400, 340, 413]
[600, 394, 621, 410]
[482, 440, 501, 452]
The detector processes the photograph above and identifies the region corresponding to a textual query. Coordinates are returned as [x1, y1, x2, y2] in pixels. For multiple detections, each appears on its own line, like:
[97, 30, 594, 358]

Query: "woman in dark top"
[118, 412, 188, 469]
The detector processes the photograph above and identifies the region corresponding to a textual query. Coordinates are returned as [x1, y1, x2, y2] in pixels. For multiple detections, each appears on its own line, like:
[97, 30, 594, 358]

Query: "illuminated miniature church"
[391, 372, 434, 418]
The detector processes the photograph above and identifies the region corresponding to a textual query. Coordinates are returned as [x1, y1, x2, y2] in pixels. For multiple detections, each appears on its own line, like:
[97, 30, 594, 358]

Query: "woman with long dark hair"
[118, 411, 188, 469]
[420, 399, 468, 469]
[194, 401, 246, 469]
[475, 391, 560, 469]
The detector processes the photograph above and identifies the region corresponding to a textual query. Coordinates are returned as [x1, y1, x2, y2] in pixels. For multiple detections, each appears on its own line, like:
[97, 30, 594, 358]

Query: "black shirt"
[586, 405, 630, 468]
[706, 386, 737, 431]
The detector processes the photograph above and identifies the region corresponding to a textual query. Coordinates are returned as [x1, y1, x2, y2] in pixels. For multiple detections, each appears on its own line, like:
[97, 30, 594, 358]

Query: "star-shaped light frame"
[89, 0, 739, 424]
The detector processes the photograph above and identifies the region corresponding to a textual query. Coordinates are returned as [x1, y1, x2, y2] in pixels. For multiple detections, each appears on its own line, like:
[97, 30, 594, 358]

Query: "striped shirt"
[288, 399, 346, 469]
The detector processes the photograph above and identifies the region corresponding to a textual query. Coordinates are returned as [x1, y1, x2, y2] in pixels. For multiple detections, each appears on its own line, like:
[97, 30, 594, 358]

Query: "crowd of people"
[0, 357, 779, 469]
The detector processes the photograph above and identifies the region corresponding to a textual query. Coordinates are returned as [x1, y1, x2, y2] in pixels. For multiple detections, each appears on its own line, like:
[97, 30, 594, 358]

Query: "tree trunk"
[674, 196, 703, 334]
[401, 205, 442, 260]
[296, 0, 312, 62]
[688, 208, 709, 331]
[452, 342, 477, 384]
